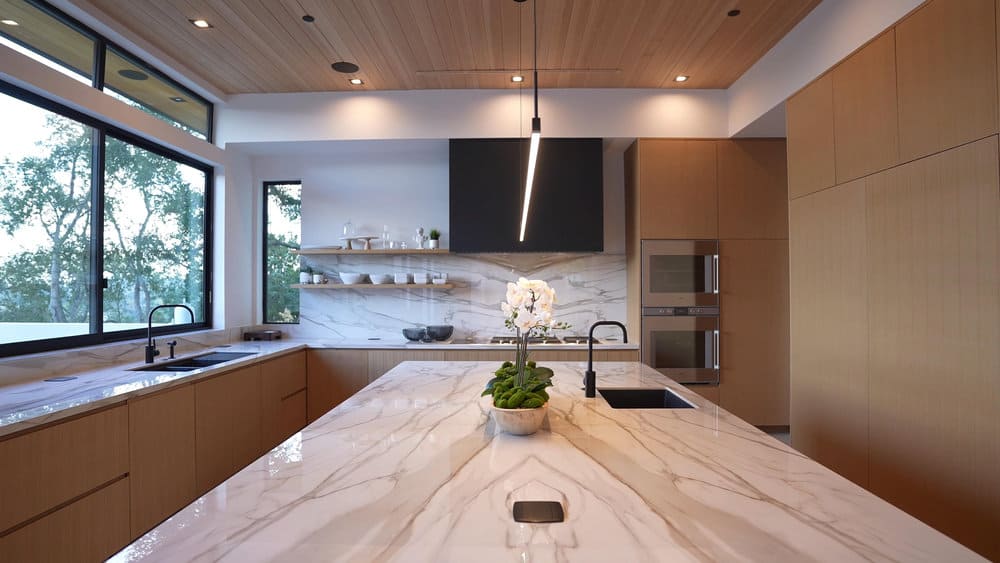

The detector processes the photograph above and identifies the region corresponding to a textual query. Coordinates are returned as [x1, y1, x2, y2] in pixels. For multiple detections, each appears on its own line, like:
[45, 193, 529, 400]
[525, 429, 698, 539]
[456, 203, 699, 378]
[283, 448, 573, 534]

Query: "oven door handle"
[713, 330, 720, 369]
[712, 254, 719, 294]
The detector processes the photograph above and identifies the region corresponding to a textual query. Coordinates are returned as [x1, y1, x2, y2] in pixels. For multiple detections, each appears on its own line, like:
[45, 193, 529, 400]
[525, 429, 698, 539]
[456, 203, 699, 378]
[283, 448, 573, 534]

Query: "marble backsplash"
[284, 253, 627, 342]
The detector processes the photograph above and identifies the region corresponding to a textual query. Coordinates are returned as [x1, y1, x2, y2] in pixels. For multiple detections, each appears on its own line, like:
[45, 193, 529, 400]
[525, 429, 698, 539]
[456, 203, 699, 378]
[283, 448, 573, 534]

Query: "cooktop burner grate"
[488, 336, 562, 345]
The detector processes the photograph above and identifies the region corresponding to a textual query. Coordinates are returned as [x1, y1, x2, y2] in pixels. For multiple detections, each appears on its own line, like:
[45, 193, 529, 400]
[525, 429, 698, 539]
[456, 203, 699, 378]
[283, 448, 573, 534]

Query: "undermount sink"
[598, 388, 695, 409]
[132, 351, 255, 372]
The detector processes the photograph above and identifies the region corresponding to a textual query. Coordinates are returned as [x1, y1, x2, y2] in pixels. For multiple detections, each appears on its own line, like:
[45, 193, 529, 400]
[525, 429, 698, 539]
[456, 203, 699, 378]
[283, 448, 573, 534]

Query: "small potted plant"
[428, 229, 441, 249]
[482, 278, 568, 435]
[299, 264, 312, 284]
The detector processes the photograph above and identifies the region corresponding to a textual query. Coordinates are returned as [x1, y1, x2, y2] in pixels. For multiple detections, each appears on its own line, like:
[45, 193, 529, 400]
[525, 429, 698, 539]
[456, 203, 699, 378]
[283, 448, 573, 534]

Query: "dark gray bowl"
[426, 325, 454, 341]
[402, 327, 427, 341]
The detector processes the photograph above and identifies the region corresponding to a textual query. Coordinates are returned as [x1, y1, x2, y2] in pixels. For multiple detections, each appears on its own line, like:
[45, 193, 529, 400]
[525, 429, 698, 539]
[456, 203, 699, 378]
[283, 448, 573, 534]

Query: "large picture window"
[0, 84, 211, 356]
[263, 182, 301, 324]
[0, 93, 94, 344]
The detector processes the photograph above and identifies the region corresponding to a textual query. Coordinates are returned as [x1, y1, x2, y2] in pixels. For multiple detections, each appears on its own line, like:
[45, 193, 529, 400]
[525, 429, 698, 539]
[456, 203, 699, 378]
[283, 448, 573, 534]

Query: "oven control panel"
[642, 306, 719, 317]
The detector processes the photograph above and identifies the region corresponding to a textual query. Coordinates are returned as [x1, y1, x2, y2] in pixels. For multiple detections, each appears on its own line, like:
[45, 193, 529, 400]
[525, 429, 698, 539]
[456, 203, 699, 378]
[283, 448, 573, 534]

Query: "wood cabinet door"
[637, 139, 718, 239]
[865, 137, 1000, 560]
[0, 404, 128, 533]
[306, 349, 369, 422]
[261, 351, 307, 449]
[832, 30, 899, 183]
[195, 365, 261, 494]
[717, 139, 789, 239]
[788, 179, 869, 487]
[719, 240, 789, 426]
[896, 0, 998, 161]
[0, 478, 130, 563]
[786, 73, 836, 199]
[129, 385, 196, 538]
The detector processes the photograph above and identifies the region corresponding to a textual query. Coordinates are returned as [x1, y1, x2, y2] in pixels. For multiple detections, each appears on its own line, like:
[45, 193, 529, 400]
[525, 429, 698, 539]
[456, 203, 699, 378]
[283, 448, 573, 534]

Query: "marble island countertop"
[0, 338, 635, 437]
[112, 361, 981, 563]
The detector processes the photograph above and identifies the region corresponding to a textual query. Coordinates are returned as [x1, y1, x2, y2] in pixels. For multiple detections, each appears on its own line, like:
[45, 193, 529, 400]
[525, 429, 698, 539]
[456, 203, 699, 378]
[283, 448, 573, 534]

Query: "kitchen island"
[111, 361, 981, 562]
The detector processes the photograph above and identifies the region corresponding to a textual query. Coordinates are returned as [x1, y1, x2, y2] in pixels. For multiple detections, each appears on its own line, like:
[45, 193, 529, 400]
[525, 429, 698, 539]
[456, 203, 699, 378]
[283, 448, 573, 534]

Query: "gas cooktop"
[486, 336, 601, 345]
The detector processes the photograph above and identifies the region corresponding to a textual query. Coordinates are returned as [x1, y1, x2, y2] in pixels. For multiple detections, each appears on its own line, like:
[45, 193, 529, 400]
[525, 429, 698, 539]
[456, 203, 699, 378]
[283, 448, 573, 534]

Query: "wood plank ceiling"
[84, 0, 820, 94]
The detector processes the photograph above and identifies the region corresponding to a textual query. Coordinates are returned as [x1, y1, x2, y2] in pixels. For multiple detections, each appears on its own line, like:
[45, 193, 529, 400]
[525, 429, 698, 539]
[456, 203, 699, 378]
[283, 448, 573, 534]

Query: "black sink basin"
[598, 388, 695, 409]
[132, 351, 255, 372]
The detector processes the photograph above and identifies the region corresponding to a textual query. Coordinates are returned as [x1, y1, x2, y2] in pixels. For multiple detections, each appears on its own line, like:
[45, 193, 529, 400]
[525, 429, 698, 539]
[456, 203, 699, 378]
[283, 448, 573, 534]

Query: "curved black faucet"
[145, 304, 195, 363]
[584, 320, 628, 398]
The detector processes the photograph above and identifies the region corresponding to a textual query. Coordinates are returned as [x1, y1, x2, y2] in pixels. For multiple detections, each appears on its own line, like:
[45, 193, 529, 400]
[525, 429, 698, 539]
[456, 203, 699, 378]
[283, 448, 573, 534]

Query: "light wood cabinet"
[786, 73, 836, 198]
[896, 0, 998, 161]
[306, 349, 369, 422]
[683, 384, 719, 404]
[0, 477, 130, 563]
[0, 404, 128, 533]
[128, 385, 196, 538]
[832, 30, 899, 183]
[865, 137, 1000, 558]
[195, 365, 262, 494]
[634, 139, 718, 239]
[717, 139, 788, 239]
[261, 351, 307, 449]
[719, 240, 789, 426]
[788, 179, 870, 487]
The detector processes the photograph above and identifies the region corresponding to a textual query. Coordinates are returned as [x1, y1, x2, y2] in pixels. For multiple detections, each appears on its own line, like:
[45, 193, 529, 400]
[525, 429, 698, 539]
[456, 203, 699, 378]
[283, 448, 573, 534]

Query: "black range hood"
[448, 138, 604, 253]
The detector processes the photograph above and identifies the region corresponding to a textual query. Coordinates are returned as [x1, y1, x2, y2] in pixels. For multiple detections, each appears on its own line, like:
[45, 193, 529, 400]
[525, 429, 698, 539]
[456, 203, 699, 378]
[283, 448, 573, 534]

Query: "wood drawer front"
[0, 404, 128, 532]
[261, 351, 307, 399]
[129, 385, 196, 538]
[263, 389, 306, 449]
[0, 477, 130, 563]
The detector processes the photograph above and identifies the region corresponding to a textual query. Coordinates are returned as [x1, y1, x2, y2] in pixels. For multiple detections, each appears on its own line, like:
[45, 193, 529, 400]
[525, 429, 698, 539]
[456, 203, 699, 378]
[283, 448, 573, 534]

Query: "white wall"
[218, 88, 730, 144]
[727, 0, 923, 136]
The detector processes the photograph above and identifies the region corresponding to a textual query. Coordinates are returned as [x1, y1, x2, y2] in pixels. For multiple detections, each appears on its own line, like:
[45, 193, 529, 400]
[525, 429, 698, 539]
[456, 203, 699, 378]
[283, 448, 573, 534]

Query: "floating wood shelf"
[292, 283, 454, 290]
[294, 248, 450, 256]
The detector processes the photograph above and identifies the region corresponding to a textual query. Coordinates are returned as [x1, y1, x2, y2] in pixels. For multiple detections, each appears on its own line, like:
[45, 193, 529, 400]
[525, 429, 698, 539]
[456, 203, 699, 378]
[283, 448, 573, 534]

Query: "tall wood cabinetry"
[786, 0, 1000, 558]
[625, 138, 789, 426]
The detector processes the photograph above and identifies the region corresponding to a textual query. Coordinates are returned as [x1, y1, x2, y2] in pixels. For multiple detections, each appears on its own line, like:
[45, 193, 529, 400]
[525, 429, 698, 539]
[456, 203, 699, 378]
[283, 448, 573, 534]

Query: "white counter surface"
[0, 339, 634, 437]
[112, 361, 981, 562]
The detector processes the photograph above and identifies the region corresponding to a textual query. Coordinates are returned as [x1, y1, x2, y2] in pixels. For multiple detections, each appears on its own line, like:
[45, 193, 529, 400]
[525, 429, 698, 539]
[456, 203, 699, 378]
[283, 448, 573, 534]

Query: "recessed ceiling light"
[349, 78, 363, 85]
[1, 19, 18, 26]
[118, 69, 149, 81]
[332, 61, 360, 74]
[169, 96, 186, 102]
[674, 75, 689, 83]
[189, 19, 212, 29]
[511, 75, 524, 83]
[302, 15, 315, 23]
[727, 9, 741, 17]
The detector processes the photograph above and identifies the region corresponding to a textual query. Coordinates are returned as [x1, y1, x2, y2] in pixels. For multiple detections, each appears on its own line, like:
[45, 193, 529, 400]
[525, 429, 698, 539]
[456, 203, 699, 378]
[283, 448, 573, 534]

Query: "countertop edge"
[0, 341, 636, 438]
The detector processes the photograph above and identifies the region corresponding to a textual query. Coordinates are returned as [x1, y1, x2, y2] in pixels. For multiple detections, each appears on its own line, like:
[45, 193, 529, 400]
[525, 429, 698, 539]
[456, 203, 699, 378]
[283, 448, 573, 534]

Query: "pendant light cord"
[533, 0, 538, 119]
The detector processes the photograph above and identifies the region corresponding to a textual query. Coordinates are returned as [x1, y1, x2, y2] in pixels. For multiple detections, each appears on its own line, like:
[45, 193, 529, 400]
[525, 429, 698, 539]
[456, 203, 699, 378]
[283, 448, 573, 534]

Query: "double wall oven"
[641, 240, 720, 385]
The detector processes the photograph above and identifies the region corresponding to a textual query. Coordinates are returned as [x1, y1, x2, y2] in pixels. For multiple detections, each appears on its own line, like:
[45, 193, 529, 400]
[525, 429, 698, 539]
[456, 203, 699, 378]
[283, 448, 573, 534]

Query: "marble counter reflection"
[112, 361, 982, 562]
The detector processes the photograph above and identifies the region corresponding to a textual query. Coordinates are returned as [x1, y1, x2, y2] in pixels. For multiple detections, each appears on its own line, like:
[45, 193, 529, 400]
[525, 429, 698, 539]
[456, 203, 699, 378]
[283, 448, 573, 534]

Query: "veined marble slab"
[112, 361, 983, 562]
[0, 341, 306, 436]
[292, 253, 627, 342]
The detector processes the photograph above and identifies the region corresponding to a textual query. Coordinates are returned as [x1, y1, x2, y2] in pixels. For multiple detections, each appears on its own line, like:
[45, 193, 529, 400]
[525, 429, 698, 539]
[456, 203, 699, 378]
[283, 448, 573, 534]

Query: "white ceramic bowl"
[431, 278, 448, 285]
[412, 273, 429, 284]
[340, 273, 365, 284]
[370, 274, 393, 285]
[394, 273, 411, 284]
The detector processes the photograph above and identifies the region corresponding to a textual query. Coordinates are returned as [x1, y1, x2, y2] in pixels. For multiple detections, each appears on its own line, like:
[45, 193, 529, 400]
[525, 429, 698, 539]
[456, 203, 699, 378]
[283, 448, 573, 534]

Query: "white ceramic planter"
[299, 272, 311, 284]
[428, 239, 440, 249]
[491, 403, 548, 435]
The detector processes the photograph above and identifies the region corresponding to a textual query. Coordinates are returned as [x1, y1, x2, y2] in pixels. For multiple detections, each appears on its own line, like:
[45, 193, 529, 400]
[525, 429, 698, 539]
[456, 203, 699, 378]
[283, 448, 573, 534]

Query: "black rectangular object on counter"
[449, 138, 604, 252]
[512, 501, 565, 523]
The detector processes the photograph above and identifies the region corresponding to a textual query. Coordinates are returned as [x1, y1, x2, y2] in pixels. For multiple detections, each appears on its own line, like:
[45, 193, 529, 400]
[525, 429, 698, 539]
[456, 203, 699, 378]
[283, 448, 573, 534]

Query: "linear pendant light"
[518, 0, 540, 242]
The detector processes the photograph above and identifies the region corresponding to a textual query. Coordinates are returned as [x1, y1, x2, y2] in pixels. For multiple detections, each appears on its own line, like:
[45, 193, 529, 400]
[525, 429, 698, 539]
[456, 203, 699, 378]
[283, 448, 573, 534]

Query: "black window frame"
[262, 180, 302, 325]
[0, 0, 214, 142]
[0, 80, 214, 358]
